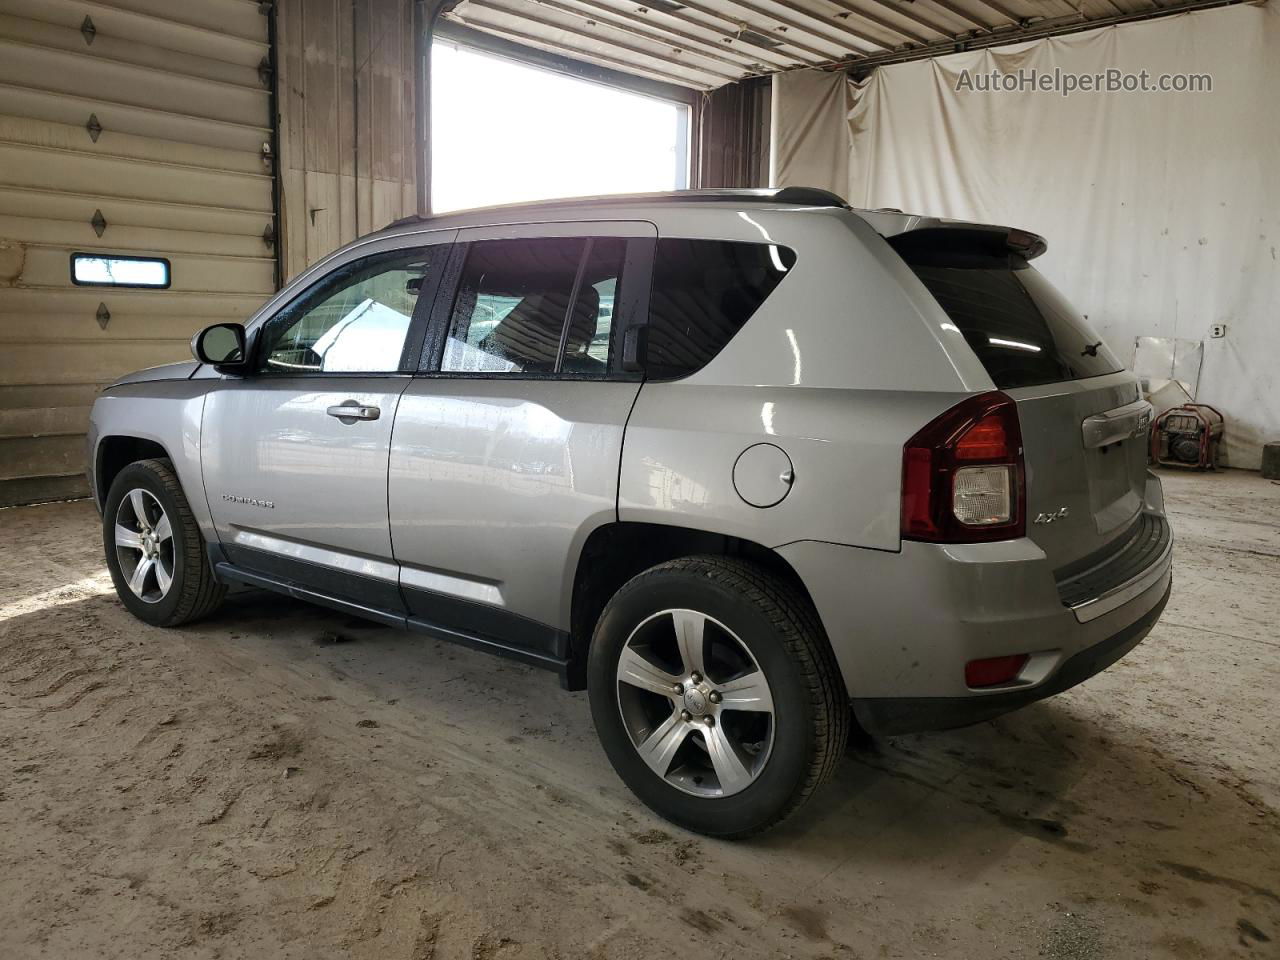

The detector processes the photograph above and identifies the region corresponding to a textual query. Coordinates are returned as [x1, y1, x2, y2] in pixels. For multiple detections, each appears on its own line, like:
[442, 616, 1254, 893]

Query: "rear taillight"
[902, 392, 1025, 543]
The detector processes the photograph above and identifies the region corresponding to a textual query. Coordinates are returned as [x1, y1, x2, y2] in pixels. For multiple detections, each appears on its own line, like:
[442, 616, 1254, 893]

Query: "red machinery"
[1150, 403, 1225, 469]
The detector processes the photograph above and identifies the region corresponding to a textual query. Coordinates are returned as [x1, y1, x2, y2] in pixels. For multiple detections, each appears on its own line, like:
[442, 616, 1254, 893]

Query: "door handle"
[326, 400, 381, 423]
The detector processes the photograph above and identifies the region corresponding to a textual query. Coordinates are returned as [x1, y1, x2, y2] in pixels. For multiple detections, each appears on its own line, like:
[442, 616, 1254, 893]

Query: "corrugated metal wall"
[695, 76, 771, 190]
[0, 0, 703, 507]
[275, 0, 419, 281]
[0, 0, 277, 506]
[0, 0, 422, 507]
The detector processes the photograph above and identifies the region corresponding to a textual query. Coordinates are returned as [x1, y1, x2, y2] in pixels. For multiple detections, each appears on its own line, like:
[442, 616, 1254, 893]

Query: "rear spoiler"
[887, 224, 1048, 263]
[853, 211, 1048, 261]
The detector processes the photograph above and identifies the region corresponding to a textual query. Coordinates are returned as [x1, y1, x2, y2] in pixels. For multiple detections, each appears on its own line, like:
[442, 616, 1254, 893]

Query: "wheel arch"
[95, 435, 171, 509]
[565, 520, 837, 691]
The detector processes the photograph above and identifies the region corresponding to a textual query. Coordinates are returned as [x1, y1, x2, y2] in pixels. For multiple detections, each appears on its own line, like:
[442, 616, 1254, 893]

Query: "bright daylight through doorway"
[431, 43, 689, 214]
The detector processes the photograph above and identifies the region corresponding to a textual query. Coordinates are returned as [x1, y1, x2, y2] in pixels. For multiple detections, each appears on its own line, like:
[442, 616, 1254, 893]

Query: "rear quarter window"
[646, 238, 795, 379]
[892, 229, 1122, 390]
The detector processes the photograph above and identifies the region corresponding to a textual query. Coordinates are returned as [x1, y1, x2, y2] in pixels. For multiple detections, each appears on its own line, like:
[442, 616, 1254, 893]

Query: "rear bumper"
[850, 580, 1169, 735]
[776, 483, 1173, 736]
[1057, 511, 1171, 623]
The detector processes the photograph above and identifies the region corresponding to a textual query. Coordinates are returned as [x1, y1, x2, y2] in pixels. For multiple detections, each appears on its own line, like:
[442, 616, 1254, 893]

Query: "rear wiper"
[1081, 341, 1102, 357]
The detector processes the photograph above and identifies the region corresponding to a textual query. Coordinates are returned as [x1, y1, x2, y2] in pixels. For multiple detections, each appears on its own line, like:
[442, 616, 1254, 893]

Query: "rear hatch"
[890, 226, 1151, 570]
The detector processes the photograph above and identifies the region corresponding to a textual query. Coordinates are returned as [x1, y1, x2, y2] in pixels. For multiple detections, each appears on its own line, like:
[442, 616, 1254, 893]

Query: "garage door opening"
[431, 43, 690, 214]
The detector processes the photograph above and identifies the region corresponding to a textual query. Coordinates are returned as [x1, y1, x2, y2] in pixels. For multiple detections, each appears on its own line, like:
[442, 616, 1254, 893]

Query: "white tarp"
[772, 4, 1280, 468]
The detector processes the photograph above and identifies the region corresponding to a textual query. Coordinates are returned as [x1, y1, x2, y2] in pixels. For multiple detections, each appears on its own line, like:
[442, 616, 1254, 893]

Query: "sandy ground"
[1, 468, 1277, 960]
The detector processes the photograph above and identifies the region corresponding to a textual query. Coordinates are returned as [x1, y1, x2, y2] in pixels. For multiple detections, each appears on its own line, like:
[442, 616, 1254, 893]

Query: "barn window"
[71, 253, 170, 289]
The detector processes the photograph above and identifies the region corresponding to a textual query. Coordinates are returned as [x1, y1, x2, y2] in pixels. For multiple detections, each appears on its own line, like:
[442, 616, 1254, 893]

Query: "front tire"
[102, 458, 226, 627]
[588, 556, 848, 838]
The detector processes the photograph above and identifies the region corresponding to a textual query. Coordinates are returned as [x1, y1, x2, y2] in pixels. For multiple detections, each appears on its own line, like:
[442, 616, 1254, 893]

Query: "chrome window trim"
[230, 529, 399, 583]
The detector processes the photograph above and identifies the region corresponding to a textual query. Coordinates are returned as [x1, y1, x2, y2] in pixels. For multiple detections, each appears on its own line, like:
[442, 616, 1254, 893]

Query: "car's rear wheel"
[588, 556, 848, 838]
[102, 458, 225, 627]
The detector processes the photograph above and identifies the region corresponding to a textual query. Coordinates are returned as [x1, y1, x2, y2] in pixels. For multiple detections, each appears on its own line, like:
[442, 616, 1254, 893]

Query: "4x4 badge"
[1034, 507, 1070, 524]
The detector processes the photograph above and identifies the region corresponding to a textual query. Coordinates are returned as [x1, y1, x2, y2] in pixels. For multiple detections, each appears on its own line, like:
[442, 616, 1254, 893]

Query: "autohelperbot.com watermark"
[955, 67, 1213, 97]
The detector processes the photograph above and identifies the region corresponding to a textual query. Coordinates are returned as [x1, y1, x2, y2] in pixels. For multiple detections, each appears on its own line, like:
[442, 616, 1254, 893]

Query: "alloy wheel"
[114, 488, 176, 604]
[615, 608, 775, 797]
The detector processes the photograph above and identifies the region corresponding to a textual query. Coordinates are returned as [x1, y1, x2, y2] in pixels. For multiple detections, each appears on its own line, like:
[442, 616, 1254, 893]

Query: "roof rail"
[632, 187, 849, 208]
[770, 186, 849, 207]
[383, 187, 849, 229]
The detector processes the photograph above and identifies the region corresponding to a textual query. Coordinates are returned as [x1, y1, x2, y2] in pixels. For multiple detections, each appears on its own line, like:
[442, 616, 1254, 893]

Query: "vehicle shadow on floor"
[766, 695, 1280, 906]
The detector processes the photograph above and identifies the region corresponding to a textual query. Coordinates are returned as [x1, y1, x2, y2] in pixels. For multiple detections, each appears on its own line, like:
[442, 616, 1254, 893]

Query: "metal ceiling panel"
[445, 0, 1249, 89]
[448, 2, 747, 86]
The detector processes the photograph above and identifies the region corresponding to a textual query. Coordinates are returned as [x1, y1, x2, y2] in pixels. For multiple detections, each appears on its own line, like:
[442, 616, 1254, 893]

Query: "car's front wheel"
[102, 458, 225, 627]
[588, 556, 848, 838]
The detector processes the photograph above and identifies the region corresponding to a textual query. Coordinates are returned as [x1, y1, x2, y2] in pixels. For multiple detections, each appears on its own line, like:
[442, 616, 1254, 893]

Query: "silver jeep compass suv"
[88, 188, 1172, 837]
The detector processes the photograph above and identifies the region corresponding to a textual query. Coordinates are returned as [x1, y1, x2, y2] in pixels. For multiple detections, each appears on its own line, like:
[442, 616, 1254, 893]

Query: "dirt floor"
[1, 469, 1277, 960]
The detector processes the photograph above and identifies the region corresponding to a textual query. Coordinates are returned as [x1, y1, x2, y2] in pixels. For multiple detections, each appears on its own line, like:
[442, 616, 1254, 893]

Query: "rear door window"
[563, 238, 625, 375]
[646, 238, 796, 379]
[441, 236, 624, 377]
[891, 229, 1122, 390]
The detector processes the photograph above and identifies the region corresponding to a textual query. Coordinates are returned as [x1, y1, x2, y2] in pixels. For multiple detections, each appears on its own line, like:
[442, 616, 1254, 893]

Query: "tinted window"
[442, 237, 624, 377]
[892, 230, 1122, 389]
[564, 238, 624, 375]
[646, 239, 796, 379]
[258, 248, 436, 373]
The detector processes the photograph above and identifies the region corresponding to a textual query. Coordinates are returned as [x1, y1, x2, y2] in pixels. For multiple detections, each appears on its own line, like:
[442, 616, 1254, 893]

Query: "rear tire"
[587, 556, 847, 838]
[102, 458, 226, 627]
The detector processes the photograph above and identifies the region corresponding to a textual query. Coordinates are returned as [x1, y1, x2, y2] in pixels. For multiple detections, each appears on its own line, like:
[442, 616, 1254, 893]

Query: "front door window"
[258, 249, 438, 374]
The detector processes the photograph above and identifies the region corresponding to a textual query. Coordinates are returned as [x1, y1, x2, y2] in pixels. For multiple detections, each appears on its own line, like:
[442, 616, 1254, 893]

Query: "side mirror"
[192, 323, 248, 370]
[621, 325, 648, 373]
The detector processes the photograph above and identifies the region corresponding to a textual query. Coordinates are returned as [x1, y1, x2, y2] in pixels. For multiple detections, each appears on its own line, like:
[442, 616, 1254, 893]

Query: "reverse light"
[953, 465, 1013, 525]
[902, 392, 1025, 543]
